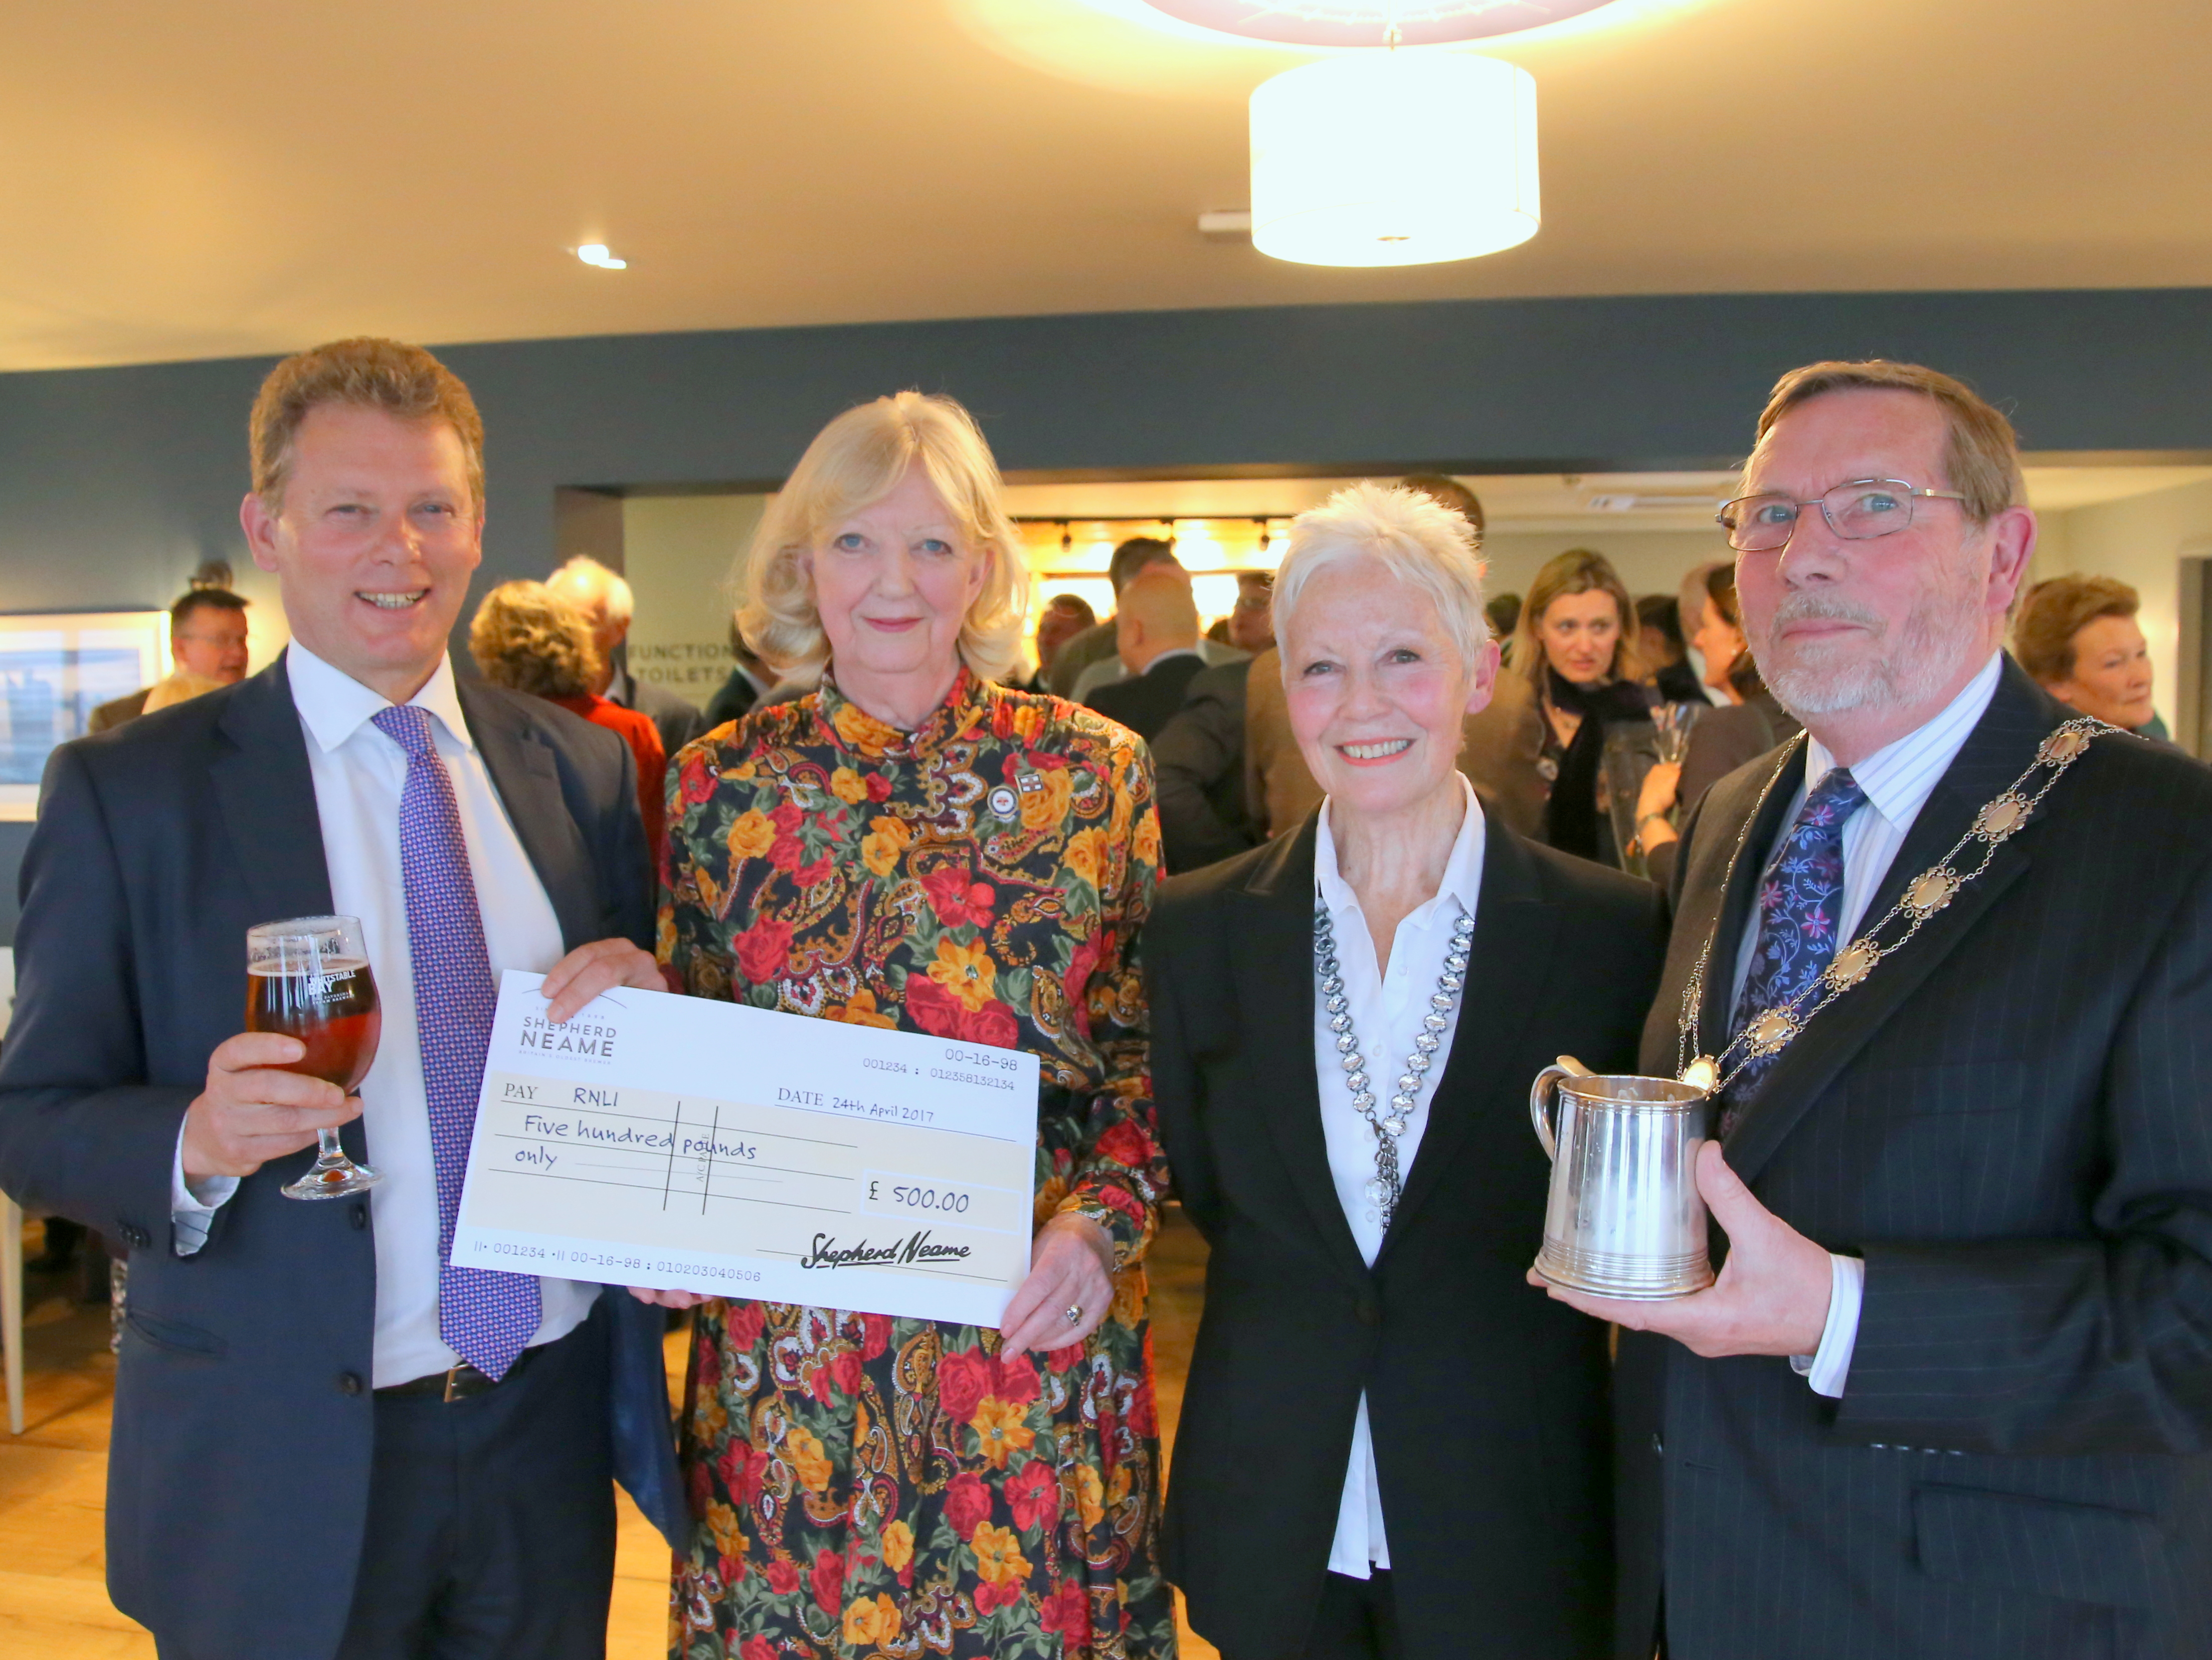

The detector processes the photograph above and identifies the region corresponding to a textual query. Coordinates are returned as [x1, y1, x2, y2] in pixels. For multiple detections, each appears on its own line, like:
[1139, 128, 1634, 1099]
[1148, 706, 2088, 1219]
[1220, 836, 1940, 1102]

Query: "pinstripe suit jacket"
[1617, 656, 2212, 1660]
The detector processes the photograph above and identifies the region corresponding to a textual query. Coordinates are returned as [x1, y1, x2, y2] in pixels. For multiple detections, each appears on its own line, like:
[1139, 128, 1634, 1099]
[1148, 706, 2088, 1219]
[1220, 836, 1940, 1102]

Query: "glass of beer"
[247, 915, 384, 1200]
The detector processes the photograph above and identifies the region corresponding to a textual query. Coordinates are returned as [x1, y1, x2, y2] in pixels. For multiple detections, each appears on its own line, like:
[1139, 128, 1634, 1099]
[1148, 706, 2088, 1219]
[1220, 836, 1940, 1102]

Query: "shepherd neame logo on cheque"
[518, 1014, 618, 1062]
[800, 1230, 972, 1270]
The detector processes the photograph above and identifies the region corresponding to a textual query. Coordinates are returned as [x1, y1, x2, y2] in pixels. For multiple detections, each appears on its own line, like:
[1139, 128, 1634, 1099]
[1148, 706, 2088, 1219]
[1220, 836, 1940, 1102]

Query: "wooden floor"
[0, 1211, 1219, 1659]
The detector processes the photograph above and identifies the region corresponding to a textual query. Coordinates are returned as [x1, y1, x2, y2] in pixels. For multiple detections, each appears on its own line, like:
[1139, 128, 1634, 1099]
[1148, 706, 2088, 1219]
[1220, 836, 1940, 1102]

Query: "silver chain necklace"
[1315, 903, 1478, 1230]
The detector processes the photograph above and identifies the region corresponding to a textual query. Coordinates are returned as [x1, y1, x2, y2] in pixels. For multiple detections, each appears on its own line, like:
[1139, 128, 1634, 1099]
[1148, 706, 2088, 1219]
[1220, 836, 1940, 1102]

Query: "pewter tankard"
[1530, 1060, 1714, 1299]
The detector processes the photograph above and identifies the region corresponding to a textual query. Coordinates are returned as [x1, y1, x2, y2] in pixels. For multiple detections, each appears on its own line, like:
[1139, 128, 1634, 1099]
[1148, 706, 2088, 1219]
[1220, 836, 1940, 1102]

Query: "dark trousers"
[335, 1309, 616, 1660]
[1225, 1571, 1404, 1660]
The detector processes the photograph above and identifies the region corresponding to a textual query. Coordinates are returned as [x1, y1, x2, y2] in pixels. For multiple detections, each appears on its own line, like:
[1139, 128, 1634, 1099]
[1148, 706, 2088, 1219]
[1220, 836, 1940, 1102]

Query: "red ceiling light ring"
[1139, 0, 1624, 48]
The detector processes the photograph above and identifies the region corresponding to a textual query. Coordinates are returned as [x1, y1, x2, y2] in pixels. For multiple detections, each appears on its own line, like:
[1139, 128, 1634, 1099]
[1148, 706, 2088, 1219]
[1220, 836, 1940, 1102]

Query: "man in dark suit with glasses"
[1537, 359, 2212, 1660]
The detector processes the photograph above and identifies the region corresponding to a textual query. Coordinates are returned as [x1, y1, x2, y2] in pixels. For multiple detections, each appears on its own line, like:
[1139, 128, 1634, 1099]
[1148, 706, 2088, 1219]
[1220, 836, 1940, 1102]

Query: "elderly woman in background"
[1511, 547, 1653, 863]
[650, 392, 1175, 1660]
[1147, 484, 1664, 1660]
[1630, 564, 1802, 889]
[468, 578, 666, 853]
[2013, 573, 2169, 739]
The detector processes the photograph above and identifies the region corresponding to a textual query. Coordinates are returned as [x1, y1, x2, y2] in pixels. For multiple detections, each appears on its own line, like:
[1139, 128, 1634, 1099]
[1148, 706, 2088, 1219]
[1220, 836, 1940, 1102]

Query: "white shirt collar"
[286, 639, 476, 756]
[1315, 774, 1486, 923]
[1801, 650, 2003, 829]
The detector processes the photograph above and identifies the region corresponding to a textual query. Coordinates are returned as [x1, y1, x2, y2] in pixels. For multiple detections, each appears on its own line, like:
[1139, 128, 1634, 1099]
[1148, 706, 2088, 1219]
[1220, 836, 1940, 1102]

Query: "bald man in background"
[1085, 566, 1207, 742]
[545, 556, 708, 760]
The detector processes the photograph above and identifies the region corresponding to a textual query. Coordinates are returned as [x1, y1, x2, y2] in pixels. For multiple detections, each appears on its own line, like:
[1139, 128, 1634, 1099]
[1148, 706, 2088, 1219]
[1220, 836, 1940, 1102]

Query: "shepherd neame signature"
[800, 1230, 973, 1270]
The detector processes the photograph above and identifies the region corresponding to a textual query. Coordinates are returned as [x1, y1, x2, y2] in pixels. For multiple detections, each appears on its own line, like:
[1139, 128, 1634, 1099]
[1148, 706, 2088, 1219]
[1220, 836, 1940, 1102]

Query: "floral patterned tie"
[372, 704, 540, 1380]
[1721, 766, 1867, 1132]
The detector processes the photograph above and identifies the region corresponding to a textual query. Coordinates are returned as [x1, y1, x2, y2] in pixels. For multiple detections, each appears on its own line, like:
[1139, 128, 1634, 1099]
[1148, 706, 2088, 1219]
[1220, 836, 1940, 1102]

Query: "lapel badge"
[987, 784, 1019, 817]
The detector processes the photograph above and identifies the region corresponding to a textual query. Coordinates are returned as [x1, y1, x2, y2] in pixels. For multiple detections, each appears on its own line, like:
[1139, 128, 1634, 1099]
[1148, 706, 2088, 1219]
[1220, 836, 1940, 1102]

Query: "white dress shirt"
[172, 642, 598, 1387]
[1726, 650, 2003, 1398]
[1312, 776, 1487, 1577]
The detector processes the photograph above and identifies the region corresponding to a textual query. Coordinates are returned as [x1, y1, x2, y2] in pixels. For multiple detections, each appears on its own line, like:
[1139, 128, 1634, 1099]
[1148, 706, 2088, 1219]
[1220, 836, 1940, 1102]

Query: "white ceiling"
[2, 0, 2208, 371]
[999, 464, 2212, 533]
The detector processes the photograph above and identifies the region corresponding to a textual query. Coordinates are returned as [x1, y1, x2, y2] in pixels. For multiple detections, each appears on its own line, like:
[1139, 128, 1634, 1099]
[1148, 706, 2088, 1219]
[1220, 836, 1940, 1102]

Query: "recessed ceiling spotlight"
[575, 243, 628, 270]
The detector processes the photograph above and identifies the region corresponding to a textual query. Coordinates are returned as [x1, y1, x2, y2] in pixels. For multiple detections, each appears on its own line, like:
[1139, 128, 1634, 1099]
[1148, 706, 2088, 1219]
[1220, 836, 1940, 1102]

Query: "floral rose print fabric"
[660, 669, 1175, 1660]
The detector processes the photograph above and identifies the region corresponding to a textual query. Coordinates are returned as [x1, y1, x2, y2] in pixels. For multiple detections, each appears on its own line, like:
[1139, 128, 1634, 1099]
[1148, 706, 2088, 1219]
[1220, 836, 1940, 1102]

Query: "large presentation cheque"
[452, 971, 1040, 1326]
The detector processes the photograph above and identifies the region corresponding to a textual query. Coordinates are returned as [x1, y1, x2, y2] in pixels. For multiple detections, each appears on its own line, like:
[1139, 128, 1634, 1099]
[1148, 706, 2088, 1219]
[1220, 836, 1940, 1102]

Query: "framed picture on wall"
[0, 610, 169, 819]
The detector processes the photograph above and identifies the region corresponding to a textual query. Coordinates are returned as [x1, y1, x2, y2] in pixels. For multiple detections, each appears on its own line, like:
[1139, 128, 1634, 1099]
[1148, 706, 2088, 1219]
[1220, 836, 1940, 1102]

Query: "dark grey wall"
[4, 285, 2210, 943]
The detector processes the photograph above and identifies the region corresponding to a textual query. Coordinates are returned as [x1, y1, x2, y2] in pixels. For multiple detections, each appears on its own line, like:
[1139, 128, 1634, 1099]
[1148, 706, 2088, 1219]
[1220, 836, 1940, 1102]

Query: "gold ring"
[1064, 1304, 1082, 1325]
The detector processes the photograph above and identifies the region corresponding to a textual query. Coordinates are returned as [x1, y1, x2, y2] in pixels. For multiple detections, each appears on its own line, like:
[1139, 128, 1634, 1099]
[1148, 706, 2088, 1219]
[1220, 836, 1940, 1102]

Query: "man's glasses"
[1717, 478, 1967, 553]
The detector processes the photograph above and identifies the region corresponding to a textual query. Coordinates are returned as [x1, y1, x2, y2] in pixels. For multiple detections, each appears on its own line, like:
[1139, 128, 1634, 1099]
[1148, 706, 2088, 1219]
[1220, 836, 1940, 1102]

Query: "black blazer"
[1618, 656, 2212, 1660]
[1087, 650, 1208, 742]
[1148, 815, 1666, 1660]
[0, 655, 684, 1660]
[1152, 658, 1259, 874]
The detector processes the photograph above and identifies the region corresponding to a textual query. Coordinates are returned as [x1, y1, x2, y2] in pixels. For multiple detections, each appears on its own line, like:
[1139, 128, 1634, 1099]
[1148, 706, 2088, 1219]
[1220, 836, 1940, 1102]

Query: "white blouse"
[1310, 776, 1487, 1577]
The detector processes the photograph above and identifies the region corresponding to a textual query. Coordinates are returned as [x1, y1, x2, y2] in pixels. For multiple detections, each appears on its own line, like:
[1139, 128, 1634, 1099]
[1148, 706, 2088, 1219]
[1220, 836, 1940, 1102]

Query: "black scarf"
[1541, 668, 1652, 861]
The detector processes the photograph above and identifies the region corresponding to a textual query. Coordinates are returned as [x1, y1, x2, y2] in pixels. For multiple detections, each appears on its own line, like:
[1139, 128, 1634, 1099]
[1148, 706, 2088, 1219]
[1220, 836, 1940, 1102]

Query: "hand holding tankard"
[1528, 1065, 1833, 1357]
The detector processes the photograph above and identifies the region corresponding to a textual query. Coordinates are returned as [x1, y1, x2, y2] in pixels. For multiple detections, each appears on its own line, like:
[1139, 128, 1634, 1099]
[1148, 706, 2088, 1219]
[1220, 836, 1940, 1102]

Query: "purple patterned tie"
[1721, 766, 1867, 1133]
[372, 704, 540, 1380]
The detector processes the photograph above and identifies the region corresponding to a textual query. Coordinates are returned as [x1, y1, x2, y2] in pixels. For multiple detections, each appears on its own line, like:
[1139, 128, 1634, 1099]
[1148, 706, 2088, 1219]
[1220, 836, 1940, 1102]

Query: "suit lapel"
[1695, 741, 1807, 1060]
[456, 680, 598, 950]
[1228, 817, 1373, 1292]
[1380, 827, 1557, 1266]
[1382, 823, 1550, 1254]
[212, 658, 334, 924]
[1724, 660, 2066, 1183]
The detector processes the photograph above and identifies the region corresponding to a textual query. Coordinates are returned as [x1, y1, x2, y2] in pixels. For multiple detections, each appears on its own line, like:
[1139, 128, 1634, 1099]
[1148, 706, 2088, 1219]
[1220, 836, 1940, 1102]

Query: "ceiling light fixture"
[1249, 48, 1539, 267]
[575, 243, 628, 270]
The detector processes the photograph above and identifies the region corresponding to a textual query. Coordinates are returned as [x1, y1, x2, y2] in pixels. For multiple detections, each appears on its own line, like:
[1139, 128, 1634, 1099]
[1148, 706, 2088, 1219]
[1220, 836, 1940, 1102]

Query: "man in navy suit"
[1087, 565, 1211, 742]
[0, 338, 681, 1659]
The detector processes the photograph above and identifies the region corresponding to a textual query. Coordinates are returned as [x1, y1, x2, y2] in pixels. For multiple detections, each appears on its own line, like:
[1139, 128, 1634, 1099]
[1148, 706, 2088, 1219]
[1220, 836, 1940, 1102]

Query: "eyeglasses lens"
[1720, 482, 1919, 552]
[1721, 494, 1799, 553]
[1821, 481, 1914, 541]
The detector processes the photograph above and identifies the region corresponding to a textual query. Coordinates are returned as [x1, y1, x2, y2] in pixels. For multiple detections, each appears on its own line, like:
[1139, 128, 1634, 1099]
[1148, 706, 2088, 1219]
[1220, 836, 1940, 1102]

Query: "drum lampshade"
[1248, 52, 1540, 268]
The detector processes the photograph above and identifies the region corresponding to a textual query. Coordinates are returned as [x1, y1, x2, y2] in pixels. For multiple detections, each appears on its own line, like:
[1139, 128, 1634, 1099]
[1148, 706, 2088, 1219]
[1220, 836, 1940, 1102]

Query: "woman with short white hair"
[1147, 482, 1664, 1660]
[654, 392, 1177, 1658]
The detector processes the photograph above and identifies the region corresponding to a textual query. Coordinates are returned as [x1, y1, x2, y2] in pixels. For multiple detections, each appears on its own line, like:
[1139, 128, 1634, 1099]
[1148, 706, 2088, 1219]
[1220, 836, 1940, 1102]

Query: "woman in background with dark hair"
[1634, 593, 1705, 704]
[1509, 548, 1652, 864]
[1631, 564, 1800, 889]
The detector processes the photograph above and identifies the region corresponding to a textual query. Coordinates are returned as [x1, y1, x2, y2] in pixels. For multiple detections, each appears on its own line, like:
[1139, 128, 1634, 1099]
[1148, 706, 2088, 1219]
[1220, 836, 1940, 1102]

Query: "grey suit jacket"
[1618, 656, 2212, 1660]
[0, 655, 684, 1660]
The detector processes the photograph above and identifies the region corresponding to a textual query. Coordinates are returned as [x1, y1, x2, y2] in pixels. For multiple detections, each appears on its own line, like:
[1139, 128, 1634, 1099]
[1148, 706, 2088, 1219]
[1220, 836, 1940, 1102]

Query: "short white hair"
[548, 555, 634, 624]
[1272, 481, 1490, 673]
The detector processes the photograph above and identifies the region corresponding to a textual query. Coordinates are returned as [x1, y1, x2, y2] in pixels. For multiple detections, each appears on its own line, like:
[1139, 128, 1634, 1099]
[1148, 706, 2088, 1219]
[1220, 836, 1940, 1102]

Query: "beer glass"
[246, 916, 384, 1200]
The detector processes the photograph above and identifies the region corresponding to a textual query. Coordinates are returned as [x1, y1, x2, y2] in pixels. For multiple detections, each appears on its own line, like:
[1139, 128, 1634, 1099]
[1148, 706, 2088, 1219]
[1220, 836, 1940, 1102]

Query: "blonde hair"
[1272, 481, 1490, 671]
[468, 580, 601, 699]
[2013, 574, 2140, 685]
[1512, 548, 1641, 688]
[1754, 360, 2025, 524]
[250, 338, 485, 513]
[733, 392, 1031, 682]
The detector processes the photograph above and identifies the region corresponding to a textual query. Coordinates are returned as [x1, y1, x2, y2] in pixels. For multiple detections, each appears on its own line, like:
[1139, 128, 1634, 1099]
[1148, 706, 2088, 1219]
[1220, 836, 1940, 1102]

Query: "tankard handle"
[1529, 1055, 1594, 1161]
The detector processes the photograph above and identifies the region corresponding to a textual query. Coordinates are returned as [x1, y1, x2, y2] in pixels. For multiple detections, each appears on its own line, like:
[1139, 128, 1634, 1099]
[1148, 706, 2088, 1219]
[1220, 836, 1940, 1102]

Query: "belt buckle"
[443, 1364, 467, 1404]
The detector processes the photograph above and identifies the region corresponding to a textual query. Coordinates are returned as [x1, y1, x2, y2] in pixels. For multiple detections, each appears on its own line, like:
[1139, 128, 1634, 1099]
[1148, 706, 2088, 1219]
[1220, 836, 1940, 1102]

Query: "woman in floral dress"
[649, 392, 1176, 1660]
